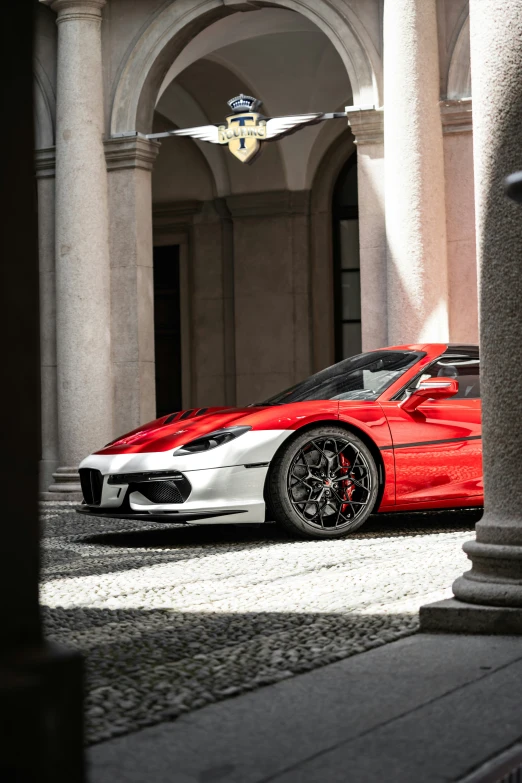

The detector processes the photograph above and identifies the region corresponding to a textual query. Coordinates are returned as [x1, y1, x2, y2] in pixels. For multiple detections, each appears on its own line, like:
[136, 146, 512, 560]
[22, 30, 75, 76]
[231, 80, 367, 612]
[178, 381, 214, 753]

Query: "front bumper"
[77, 429, 291, 524]
[76, 462, 270, 524]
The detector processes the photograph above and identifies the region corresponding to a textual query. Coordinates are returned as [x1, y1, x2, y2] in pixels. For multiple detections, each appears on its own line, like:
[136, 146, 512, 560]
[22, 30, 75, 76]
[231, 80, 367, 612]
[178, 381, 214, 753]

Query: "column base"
[42, 466, 83, 502]
[420, 598, 522, 634]
[39, 458, 60, 493]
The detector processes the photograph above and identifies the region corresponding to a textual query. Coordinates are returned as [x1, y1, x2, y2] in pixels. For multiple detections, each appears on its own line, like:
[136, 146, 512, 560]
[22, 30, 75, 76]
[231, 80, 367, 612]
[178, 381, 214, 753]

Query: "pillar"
[384, 0, 449, 345]
[421, 0, 522, 633]
[441, 99, 478, 344]
[47, 0, 112, 495]
[35, 148, 59, 492]
[105, 136, 159, 437]
[348, 109, 387, 350]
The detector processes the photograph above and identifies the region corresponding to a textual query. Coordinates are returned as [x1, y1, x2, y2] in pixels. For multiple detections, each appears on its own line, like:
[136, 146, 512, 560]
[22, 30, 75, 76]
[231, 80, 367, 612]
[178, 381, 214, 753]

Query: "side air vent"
[163, 412, 179, 425]
[179, 409, 195, 421]
[195, 408, 209, 417]
[79, 468, 103, 506]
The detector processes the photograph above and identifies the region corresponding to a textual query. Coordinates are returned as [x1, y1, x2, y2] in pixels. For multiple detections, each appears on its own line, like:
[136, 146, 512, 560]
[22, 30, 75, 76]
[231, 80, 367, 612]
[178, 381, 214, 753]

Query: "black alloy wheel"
[267, 425, 379, 539]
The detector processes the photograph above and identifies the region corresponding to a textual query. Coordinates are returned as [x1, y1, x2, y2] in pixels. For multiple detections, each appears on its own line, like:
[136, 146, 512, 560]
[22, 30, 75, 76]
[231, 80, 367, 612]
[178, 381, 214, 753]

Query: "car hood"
[93, 398, 380, 456]
[95, 407, 265, 455]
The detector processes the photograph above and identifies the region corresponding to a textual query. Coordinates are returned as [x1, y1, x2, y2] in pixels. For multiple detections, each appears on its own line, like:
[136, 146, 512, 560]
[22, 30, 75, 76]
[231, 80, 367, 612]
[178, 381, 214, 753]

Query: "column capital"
[440, 99, 472, 134]
[104, 135, 161, 172]
[35, 147, 56, 179]
[40, 0, 106, 22]
[347, 109, 384, 145]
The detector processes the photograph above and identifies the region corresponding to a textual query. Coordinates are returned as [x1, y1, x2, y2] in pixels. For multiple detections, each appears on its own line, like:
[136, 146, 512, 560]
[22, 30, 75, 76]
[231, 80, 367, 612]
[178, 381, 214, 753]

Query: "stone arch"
[156, 55, 288, 194]
[110, 0, 381, 136]
[156, 7, 322, 103]
[309, 127, 356, 372]
[446, 13, 471, 99]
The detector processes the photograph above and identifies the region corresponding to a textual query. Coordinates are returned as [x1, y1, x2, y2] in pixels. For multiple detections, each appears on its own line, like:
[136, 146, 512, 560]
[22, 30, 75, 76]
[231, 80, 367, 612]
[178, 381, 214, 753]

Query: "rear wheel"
[267, 426, 379, 539]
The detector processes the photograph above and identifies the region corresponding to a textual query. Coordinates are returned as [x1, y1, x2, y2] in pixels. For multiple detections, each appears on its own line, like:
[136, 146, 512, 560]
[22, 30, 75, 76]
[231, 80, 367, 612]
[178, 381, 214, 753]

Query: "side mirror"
[400, 378, 458, 413]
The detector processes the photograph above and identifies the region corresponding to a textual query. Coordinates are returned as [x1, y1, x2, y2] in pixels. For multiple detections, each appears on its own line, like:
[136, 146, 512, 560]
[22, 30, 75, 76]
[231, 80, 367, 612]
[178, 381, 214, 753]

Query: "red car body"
[81, 344, 482, 523]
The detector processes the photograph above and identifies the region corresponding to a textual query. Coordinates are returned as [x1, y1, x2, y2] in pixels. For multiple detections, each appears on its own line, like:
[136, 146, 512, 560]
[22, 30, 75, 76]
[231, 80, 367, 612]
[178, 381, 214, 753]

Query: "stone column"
[46, 0, 112, 495]
[383, 0, 449, 345]
[347, 109, 387, 350]
[441, 99, 478, 344]
[421, 0, 522, 633]
[35, 148, 59, 492]
[105, 136, 159, 438]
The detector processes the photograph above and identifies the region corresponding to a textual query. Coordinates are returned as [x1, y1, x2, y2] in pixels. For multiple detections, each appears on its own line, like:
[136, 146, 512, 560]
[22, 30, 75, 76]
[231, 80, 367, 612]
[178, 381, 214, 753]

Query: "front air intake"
[134, 480, 185, 504]
[79, 468, 104, 506]
[126, 472, 192, 504]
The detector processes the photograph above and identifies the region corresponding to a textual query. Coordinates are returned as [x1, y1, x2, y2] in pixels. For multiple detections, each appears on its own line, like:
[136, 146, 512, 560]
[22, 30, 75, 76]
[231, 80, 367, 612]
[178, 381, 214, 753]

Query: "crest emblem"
[145, 96, 363, 164]
[215, 95, 264, 164]
[217, 96, 266, 164]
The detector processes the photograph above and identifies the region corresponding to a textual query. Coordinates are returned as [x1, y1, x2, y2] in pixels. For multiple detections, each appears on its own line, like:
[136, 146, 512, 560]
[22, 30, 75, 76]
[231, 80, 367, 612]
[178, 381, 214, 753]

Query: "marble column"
[421, 0, 522, 633]
[35, 148, 59, 492]
[347, 109, 387, 351]
[105, 136, 159, 438]
[46, 0, 112, 494]
[440, 99, 478, 344]
[383, 0, 449, 345]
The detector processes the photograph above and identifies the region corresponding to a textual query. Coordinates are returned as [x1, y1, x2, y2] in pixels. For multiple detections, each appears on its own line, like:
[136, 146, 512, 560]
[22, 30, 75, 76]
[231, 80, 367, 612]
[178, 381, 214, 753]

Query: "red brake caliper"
[339, 452, 355, 515]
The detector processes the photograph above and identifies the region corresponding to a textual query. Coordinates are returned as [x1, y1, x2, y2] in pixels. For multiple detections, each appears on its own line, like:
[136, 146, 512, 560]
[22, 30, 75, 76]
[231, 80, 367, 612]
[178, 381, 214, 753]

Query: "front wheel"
[267, 426, 379, 539]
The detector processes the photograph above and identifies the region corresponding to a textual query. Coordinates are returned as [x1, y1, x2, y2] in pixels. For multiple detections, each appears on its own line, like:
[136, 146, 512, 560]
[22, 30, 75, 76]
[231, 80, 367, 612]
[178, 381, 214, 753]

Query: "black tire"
[267, 425, 379, 540]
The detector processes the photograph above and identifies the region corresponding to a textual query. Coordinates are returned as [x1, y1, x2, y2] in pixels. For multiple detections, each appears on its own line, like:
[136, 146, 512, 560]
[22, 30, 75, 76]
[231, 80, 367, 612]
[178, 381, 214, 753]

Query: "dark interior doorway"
[333, 154, 361, 361]
[153, 245, 182, 417]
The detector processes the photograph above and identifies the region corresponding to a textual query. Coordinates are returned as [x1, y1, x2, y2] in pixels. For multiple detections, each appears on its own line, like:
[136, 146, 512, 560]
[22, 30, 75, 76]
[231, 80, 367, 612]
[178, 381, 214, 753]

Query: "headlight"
[173, 425, 251, 455]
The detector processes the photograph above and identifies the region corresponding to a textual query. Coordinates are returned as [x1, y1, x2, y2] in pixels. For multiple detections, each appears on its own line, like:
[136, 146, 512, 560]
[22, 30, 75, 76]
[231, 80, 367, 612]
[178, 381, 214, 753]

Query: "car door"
[379, 353, 482, 507]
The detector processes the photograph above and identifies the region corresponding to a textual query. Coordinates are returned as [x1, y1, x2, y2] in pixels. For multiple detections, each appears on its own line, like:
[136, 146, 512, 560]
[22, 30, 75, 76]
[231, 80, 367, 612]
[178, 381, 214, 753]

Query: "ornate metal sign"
[218, 95, 266, 163]
[146, 94, 355, 165]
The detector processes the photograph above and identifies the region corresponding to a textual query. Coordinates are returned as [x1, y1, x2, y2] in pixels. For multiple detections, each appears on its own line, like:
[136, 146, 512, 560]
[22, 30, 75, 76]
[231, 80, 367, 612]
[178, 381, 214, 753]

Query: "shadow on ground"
[81, 507, 482, 549]
[41, 505, 482, 745]
[43, 605, 418, 745]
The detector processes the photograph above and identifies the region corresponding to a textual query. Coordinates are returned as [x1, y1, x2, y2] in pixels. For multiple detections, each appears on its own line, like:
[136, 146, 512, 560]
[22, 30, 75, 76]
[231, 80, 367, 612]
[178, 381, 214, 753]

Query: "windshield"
[257, 350, 425, 404]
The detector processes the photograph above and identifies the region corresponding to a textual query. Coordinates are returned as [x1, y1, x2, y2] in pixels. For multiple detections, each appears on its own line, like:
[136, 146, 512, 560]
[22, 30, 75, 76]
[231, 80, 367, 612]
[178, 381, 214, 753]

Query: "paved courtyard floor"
[40, 503, 482, 745]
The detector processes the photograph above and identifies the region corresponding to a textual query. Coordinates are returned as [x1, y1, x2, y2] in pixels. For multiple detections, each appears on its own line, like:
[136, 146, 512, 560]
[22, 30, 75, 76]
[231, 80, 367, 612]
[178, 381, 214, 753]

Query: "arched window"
[332, 154, 361, 360]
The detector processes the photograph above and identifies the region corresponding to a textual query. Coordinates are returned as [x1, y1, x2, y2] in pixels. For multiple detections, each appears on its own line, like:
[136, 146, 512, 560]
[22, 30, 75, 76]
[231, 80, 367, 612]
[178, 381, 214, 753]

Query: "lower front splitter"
[75, 506, 245, 524]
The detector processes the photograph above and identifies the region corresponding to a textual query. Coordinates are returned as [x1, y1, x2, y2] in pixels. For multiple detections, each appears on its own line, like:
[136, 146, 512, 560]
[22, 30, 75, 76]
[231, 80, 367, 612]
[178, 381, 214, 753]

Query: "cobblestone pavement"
[40, 503, 481, 745]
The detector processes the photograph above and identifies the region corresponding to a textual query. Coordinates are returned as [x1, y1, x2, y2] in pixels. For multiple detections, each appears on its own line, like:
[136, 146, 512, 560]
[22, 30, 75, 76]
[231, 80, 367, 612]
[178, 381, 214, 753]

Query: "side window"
[415, 359, 481, 399]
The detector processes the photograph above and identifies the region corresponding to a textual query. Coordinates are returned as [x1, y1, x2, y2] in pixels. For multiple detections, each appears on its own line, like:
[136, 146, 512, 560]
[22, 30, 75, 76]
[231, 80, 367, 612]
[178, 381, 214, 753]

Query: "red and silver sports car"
[77, 343, 482, 539]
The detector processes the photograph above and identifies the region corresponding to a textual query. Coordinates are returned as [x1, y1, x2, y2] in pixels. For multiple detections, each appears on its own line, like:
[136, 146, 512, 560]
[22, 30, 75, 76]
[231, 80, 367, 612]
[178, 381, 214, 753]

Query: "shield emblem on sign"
[223, 112, 264, 164]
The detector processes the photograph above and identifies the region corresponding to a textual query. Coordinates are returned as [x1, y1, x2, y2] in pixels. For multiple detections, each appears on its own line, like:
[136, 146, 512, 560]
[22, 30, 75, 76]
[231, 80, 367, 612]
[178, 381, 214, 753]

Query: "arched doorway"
[332, 154, 361, 360]
[107, 0, 381, 422]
